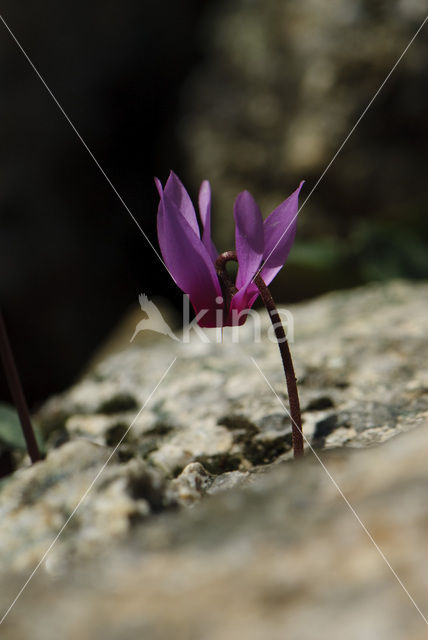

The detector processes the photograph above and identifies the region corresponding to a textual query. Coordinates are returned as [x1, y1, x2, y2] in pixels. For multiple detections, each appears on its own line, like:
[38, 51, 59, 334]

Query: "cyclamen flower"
[156, 171, 306, 458]
[156, 172, 303, 328]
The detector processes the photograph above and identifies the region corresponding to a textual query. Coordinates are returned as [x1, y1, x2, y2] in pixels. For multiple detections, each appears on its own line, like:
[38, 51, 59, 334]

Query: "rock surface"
[1, 420, 428, 639]
[0, 280, 427, 637]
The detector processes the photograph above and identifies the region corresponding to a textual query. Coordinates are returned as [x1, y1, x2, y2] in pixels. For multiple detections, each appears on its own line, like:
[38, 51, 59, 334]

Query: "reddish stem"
[215, 250, 238, 324]
[0, 309, 42, 463]
[215, 251, 303, 459]
[253, 275, 304, 458]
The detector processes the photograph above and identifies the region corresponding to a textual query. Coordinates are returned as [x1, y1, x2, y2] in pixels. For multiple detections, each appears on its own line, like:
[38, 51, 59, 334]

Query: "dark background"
[0, 1, 427, 408]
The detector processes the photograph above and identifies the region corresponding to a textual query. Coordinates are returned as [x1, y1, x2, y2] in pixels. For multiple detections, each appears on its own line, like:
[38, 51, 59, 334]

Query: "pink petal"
[198, 180, 218, 263]
[157, 190, 222, 327]
[163, 171, 200, 238]
[154, 177, 162, 196]
[260, 181, 304, 285]
[234, 190, 264, 290]
[228, 284, 259, 325]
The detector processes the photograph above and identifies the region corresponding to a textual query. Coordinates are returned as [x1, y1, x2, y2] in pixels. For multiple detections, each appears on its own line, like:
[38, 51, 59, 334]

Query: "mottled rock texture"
[2, 421, 428, 639]
[0, 280, 427, 637]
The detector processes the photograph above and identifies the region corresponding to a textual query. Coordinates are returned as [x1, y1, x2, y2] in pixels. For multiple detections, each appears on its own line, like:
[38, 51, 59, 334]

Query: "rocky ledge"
[0, 280, 427, 638]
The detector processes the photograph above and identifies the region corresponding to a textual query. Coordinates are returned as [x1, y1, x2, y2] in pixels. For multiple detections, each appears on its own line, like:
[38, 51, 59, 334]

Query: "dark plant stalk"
[215, 250, 238, 324]
[0, 309, 42, 463]
[253, 275, 304, 458]
[216, 251, 303, 459]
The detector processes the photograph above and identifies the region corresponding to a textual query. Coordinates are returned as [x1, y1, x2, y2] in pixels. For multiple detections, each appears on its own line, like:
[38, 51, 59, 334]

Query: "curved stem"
[0, 309, 42, 464]
[253, 276, 304, 458]
[215, 251, 238, 325]
[215, 251, 303, 459]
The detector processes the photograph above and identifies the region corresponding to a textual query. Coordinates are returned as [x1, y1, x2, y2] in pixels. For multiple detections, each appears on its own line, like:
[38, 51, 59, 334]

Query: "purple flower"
[156, 171, 303, 328]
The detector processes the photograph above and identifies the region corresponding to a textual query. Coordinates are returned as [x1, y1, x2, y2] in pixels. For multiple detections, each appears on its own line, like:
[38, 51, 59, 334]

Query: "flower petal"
[154, 177, 163, 197]
[198, 180, 210, 229]
[163, 171, 200, 237]
[157, 189, 222, 327]
[234, 190, 264, 290]
[260, 181, 304, 285]
[198, 180, 218, 263]
[228, 283, 259, 325]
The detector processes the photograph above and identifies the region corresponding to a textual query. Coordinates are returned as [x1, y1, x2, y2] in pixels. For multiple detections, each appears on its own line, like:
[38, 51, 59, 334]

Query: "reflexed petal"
[234, 190, 264, 290]
[163, 171, 200, 237]
[198, 180, 218, 263]
[157, 190, 222, 327]
[260, 181, 304, 285]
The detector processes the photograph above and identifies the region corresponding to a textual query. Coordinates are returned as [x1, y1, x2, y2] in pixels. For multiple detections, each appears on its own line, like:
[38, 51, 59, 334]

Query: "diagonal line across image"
[1, 6, 427, 633]
[1, 11, 426, 285]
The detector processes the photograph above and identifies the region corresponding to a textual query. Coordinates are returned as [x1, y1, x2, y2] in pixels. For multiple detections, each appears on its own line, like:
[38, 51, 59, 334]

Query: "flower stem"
[0, 309, 42, 464]
[253, 276, 304, 458]
[215, 251, 304, 459]
[215, 250, 238, 324]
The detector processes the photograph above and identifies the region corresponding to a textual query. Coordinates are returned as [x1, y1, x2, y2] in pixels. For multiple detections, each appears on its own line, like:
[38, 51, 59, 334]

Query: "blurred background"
[0, 0, 427, 408]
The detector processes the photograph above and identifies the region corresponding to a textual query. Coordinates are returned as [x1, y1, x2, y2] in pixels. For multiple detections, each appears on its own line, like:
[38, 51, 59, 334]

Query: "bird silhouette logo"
[130, 294, 179, 342]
